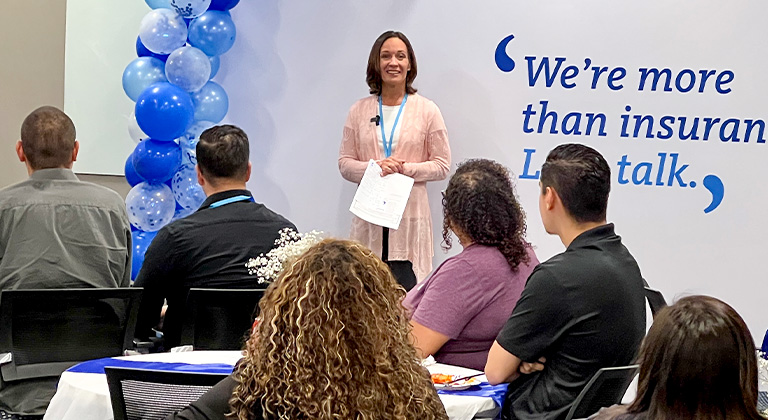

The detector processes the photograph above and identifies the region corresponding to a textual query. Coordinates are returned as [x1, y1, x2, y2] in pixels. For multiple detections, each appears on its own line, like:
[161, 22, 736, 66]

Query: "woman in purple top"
[403, 159, 538, 370]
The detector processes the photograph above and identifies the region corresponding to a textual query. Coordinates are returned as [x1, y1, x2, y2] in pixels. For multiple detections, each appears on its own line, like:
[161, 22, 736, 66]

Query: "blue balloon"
[122, 57, 167, 102]
[125, 155, 143, 187]
[171, 0, 211, 18]
[145, 0, 172, 9]
[209, 0, 239, 11]
[188, 11, 236, 56]
[125, 183, 176, 232]
[139, 9, 188, 55]
[208, 55, 220, 79]
[135, 82, 195, 141]
[172, 165, 206, 210]
[136, 36, 169, 62]
[192, 81, 228, 123]
[165, 46, 211, 92]
[131, 230, 158, 280]
[133, 139, 182, 183]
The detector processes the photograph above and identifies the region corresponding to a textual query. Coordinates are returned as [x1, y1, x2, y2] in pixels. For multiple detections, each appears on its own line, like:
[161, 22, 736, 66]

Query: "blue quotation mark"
[495, 34, 516, 72]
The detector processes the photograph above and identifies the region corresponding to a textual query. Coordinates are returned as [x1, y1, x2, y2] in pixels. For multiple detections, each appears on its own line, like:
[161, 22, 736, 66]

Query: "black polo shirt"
[495, 223, 646, 420]
[133, 189, 296, 348]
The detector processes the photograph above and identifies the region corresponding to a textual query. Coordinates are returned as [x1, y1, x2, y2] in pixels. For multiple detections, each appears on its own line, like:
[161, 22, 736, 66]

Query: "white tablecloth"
[43, 352, 498, 420]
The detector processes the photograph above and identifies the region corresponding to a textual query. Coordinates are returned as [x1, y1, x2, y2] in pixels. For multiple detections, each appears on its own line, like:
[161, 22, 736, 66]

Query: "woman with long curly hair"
[166, 239, 448, 420]
[591, 295, 765, 420]
[402, 159, 539, 371]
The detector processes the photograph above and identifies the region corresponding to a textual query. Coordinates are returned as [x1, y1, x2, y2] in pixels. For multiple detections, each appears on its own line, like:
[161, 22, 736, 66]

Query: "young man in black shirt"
[485, 143, 646, 420]
[134, 125, 296, 349]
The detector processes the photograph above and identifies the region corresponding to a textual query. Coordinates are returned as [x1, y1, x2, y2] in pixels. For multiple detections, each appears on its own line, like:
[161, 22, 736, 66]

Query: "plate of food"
[430, 373, 482, 390]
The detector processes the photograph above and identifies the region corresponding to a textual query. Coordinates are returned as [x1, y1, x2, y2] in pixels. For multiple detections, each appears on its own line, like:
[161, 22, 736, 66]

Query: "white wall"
[66, 0, 768, 341]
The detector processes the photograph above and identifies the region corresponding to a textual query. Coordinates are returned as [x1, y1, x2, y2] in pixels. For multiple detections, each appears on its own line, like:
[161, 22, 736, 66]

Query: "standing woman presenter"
[339, 31, 451, 289]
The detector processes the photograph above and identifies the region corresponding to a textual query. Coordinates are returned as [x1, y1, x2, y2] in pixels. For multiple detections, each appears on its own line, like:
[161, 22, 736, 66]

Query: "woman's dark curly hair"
[442, 159, 530, 270]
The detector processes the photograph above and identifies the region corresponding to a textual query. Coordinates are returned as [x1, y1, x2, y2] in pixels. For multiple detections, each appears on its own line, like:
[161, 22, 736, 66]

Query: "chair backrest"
[564, 364, 639, 420]
[0, 288, 142, 381]
[644, 287, 667, 318]
[179, 288, 266, 350]
[105, 366, 229, 420]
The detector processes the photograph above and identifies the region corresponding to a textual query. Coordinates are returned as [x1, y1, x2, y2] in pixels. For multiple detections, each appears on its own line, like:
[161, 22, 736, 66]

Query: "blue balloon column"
[124, 0, 238, 280]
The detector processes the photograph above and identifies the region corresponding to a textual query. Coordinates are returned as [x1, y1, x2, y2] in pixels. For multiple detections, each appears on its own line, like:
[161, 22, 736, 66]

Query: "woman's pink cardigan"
[339, 93, 451, 281]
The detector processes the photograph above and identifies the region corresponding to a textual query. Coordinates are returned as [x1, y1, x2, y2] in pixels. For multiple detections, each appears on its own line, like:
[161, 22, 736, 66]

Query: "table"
[43, 352, 500, 420]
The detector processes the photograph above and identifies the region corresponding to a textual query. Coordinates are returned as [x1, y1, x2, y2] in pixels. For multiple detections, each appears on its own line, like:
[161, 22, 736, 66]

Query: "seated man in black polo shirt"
[485, 143, 646, 420]
[134, 125, 296, 349]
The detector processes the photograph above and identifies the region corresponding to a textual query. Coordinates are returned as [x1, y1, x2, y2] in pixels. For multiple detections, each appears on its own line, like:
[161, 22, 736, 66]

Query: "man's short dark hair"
[196, 125, 249, 183]
[540, 143, 611, 223]
[20, 106, 77, 169]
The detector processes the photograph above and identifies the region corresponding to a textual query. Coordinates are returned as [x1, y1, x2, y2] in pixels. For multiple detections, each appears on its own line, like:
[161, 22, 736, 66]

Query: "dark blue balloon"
[136, 36, 169, 62]
[135, 82, 195, 141]
[188, 11, 236, 56]
[125, 154, 143, 187]
[132, 139, 182, 183]
[209, 0, 239, 10]
[131, 230, 158, 280]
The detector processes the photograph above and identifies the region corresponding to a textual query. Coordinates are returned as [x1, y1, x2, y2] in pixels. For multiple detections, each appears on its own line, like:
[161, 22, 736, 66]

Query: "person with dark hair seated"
[591, 295, 765, 420]
[403, 159, 538, 370]
[134, 124, 295, 349]
[165, 239, 448, 420]
[486, 144, 646, 420]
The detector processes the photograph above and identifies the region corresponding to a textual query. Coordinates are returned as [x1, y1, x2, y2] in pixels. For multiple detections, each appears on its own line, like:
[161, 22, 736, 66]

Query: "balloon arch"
[122, 0, 240, 279]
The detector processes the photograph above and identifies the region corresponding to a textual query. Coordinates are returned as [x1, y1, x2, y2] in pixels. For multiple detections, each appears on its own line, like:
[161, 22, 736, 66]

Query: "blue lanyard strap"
[208, 195, 254, 208]
[378, 93, 408, 158]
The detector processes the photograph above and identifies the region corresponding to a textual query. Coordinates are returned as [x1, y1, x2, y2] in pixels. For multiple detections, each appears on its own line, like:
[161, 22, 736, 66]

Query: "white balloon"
[170, 0, 212, 18]
[125, 183, 176, 232]
[172, 165, 206, 210]
[139, 9, 187, 55]
[165, 46, 212, 92]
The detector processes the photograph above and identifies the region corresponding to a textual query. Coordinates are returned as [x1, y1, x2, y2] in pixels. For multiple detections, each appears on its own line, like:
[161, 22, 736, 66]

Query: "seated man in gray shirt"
[0, 106, 131, 417]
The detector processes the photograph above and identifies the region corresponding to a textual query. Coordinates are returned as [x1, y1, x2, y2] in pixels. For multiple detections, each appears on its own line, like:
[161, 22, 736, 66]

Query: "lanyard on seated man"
[208, 195, 254, 209]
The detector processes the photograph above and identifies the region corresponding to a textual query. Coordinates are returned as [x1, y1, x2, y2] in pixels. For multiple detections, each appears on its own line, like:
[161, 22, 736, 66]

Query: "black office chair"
[0, 288, 142, 382]
[105, 366, 229, 420]
[644, 287, 667, 318]
[564, 365, 639, 420]
[179, 288, 266, 350]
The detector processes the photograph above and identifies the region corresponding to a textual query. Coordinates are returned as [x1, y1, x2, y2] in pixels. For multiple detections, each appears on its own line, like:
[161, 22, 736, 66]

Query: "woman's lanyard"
[208, 195, 254, 208]
[378, 93, 408, 158]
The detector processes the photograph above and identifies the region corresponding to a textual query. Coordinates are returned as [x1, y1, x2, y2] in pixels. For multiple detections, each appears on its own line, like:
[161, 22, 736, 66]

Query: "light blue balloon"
[172, 165, 206, 210]
[188, 10, 236, 56]
[145, 0, 172, 9]
[122, 57, 167, 102]
[192, 81, 228, 123]
[208, 55, 220, 79]
[170, 0, 211, 18]
[125, 182, 176, 232]
[139, 9, 188, 55]
[165, 46, 211, 92]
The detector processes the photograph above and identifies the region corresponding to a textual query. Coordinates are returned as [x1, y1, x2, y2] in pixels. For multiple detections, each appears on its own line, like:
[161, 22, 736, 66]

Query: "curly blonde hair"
[230, 239, 447, 420]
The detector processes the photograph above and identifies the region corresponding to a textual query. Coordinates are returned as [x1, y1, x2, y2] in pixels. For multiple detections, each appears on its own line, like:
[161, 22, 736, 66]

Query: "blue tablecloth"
[438, 382, 508, 411]
[67, 357, 235, 375]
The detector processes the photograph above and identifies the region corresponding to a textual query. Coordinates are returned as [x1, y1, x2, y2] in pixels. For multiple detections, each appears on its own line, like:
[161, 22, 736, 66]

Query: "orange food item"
[430, 373, 455, 384]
